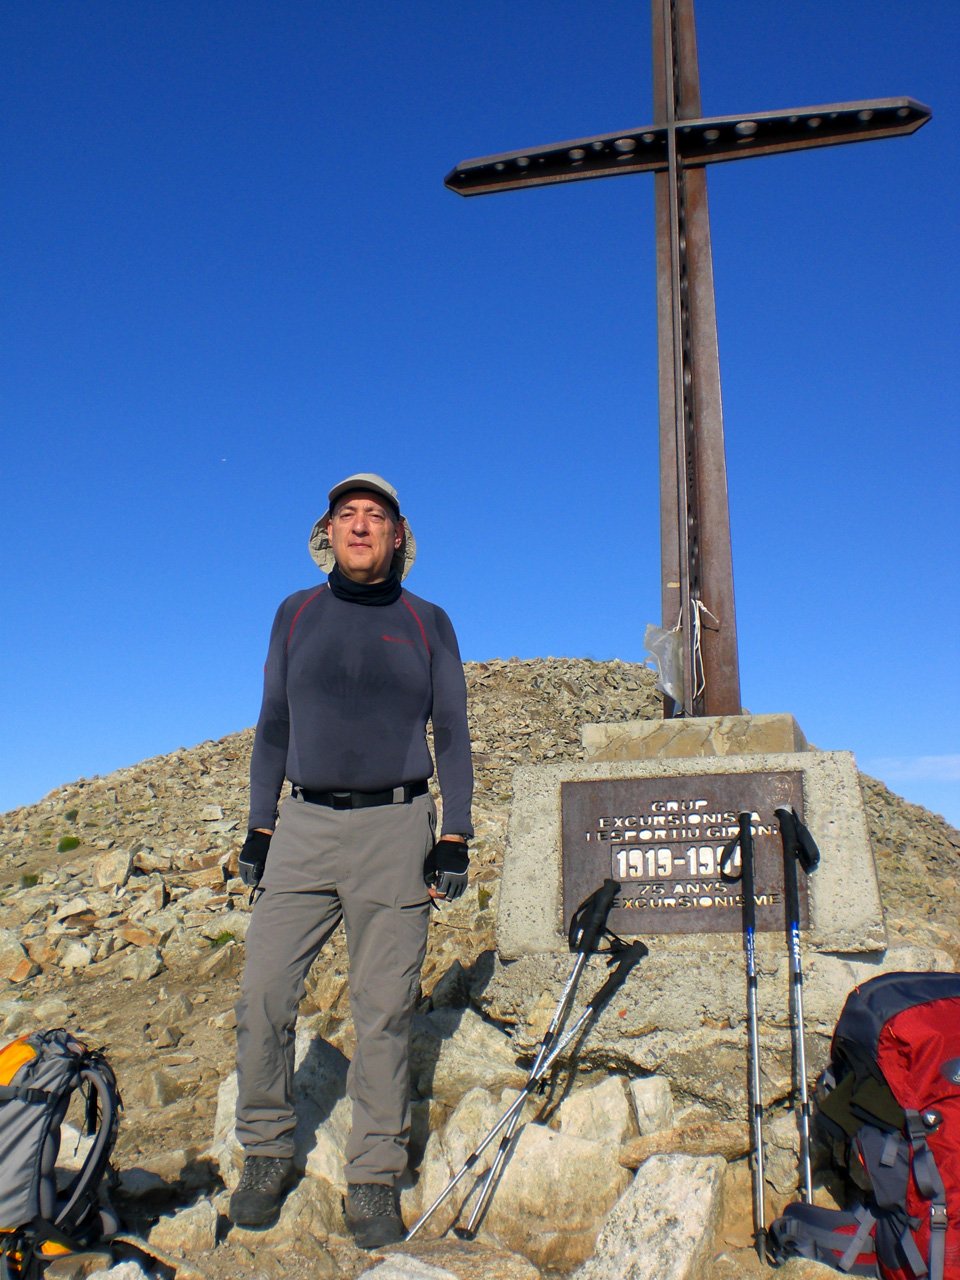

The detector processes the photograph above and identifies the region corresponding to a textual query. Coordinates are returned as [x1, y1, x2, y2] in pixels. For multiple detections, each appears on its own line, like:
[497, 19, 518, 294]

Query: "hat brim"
[308, 512, 416, 580]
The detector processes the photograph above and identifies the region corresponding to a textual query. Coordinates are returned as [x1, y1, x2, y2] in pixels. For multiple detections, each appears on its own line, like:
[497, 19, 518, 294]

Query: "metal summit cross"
[445, 0, 930, 718]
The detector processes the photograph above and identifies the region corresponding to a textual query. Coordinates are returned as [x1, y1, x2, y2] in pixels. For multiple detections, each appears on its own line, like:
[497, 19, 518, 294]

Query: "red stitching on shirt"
[287, 587, 327, 649]
[402, 597, 431, 656]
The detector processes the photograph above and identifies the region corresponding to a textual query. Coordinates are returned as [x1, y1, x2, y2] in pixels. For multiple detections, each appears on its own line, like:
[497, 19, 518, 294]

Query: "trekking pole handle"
[568, 878, 621, 954]
[587, 941, 648, 1010]
[738, 812, 756, 933]
[776, 806, 802, 937]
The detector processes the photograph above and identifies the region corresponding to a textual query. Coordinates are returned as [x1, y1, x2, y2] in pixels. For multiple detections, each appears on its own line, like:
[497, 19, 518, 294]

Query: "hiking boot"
[344, 1181, 404, 1249]
[229, 1155, 294, 1227]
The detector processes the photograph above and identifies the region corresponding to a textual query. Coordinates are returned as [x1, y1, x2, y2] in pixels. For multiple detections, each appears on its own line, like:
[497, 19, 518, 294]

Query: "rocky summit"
[1, 657, 958, 1280]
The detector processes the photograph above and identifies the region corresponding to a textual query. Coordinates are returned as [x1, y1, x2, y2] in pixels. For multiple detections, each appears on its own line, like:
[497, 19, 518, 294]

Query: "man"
[229, 473, 473, 1248]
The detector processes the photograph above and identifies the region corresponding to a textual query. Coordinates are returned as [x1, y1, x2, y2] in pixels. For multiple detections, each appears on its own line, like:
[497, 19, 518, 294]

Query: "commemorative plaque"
[561, 770, 807, 937]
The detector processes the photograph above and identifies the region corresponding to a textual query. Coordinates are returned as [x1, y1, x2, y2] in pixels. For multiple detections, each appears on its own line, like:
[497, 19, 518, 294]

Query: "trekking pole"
[775, 804, 821, 1206]
[405, 935, 648, 1241]
[721, 810, 767, 1262]
[454, 879, 622, 1240]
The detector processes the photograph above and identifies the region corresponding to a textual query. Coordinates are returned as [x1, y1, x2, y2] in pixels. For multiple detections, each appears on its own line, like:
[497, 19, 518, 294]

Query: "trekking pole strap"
[775, 805, 821, 874]
[719, 830, 741, 883]
[568, 879, 620, 955]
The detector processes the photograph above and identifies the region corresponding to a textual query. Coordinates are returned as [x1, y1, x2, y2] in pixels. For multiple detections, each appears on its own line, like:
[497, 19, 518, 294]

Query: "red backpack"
[770, 971, 960, 1279]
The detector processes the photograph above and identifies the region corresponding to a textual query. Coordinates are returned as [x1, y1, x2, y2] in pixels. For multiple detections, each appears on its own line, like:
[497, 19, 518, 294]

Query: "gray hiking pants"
[235, 789, 435, 1183]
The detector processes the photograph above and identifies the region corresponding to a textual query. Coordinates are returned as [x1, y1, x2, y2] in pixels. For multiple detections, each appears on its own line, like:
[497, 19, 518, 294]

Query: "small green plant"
[64, 808, 80, 823]
[477, 886, 492, 911]
[57, 836, 80, 853]
[210, 931, 236, 948]
[20, 872, 40, 889]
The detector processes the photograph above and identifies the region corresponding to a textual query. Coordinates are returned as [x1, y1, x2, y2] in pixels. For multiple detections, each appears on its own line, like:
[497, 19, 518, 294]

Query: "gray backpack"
[0, 1029, 121, 1279]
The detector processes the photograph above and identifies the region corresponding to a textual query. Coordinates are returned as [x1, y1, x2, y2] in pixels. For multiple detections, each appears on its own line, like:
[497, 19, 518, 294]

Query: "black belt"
[292, 780, 428, 810]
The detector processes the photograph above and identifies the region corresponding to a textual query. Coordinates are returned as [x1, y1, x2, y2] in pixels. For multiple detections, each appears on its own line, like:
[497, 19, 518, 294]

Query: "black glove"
[423, 839, 469, 900]
[238, 830, 272, 888]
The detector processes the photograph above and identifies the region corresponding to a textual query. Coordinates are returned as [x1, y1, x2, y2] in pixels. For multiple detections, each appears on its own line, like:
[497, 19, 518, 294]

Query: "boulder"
[620, 1116, 750, 1168]
[573, 1154, 725, 1280]
[355, 1260, 460, 1280]
[87, 1264, 151, 1280]
[115, 947, 164, 982]
[630, 1075, 675, 1134]
[401, 1086, 508, 1236]
[93, 849, 134, 890]
[0, 929, 40, 983]
[148, 1197, 218, 1254]
[409, 1006, 527, 1106]
[58, 940, 94, 972]
[210, 1016, 352, 1193]
[378, 1240, 542, 1279]
[557, 1074, 638, 1146]
[226, 1177, 345, 1264]
[481, 1123, 632, 1270]
[402, 1081, 630, 1271]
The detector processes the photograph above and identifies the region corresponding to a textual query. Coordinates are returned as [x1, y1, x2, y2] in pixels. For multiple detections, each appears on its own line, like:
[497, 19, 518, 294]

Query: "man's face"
[326, 490, 402, 584]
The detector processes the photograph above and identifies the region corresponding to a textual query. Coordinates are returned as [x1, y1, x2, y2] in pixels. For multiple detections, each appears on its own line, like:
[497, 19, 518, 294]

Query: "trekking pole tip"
[756, 1225, 770, 1265]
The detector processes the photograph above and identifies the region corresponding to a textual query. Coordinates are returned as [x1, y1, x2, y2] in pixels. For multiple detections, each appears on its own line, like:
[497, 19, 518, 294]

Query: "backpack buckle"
[930, 1204, 948, 1230]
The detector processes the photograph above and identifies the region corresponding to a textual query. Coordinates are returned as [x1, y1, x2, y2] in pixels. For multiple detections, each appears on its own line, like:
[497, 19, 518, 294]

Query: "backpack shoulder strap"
[905, 1110, 947, 1280]
[54, 1054, 121, 1238]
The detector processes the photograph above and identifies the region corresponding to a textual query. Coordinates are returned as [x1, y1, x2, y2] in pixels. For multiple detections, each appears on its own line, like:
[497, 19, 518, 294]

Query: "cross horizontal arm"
[444, 97, 930, 196]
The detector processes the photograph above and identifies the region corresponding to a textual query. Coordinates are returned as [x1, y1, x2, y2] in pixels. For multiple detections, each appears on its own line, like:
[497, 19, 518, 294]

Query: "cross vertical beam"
[653, 0, 739, 716]
[443, 2, 929, 719]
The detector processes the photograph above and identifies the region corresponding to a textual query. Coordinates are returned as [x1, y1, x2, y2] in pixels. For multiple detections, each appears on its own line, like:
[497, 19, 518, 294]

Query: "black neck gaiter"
[328, 564, 402, 606]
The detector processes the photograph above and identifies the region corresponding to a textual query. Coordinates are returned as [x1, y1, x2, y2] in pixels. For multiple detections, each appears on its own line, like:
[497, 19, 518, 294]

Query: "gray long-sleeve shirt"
[248, 583, 473, 837]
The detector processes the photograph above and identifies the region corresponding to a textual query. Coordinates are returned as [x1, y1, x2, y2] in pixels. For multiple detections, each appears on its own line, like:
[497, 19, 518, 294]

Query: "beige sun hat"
[308, 472, 417, 580]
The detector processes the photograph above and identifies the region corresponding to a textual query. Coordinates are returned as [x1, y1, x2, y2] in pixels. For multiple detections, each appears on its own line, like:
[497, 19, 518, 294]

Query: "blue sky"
[3, 1, 958, 828]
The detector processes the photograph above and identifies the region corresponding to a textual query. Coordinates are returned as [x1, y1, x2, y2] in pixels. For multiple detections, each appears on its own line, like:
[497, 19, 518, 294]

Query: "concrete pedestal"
[497, 747, 883, 960]
[484, 714, 949, 1134]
